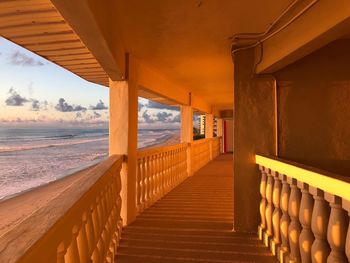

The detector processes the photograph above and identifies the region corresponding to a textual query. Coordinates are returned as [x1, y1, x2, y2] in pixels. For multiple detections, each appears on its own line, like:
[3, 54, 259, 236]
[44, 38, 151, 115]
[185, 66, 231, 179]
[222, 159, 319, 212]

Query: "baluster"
[160, 152, 165, 196]
[141, 157, 146, 209]
[154, 153, 159, 199]
[57, 242, 67, 263]
[176, 149, 179, 183]
[92, 199, 102, 260]
[101, 190, 108, 223]
[258, 165, 267, 240]
[105, 185, 112, 214]
[182, 147, 186, 179]
[145, 155, 151, 205]
[156, 153, 161, 197]
[310, 188, 330, 263]
[86, 204, 96, 256]
[136, 158, 142, 211]
[168, 150, 172, 189]
[174, 149, 178, 184]
[280, 174, 291, 259]
[65, 225, 80, 263]
[272, 171, 282, 256]
[98, 194, 107, 258]
[298, 182, 314, 263]
[151, 154, 156, 200]
[153, 154, 158, 199]
[344, 200, 350, 262]
[148, 155, 153, 202]
[170, 150, 174, 188]
[180, 148, 183, 179]
[77, 213, 90, 263]
[325, 193, 348, 263]
[164, 151, 168, 192]
[265, 168, 274, 246]
[288, 178, 302, 263]
[92, 241, 102, 263]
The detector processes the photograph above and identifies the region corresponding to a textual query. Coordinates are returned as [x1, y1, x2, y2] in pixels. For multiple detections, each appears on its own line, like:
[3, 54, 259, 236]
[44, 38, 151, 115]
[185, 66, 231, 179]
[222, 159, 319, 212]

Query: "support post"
[205, 113, 214, 160]
[181, 105, 193, 176]
[216, 118, 223, 153]
[232, 47, 275, 232]
[109, 58, 138, 225]
[205, 113, 213, 138]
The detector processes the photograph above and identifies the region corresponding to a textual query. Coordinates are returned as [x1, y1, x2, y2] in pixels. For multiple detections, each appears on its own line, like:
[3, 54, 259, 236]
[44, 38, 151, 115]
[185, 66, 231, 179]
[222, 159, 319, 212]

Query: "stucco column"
[109, 74, 138, 225]
[205, 113, 214, 138]
[232, 48, 275, 232]
[216, 118, 223, 153]
[205, 113, 214, 160]
[181, 105, 193, 176]
[181, 106, 193, 143]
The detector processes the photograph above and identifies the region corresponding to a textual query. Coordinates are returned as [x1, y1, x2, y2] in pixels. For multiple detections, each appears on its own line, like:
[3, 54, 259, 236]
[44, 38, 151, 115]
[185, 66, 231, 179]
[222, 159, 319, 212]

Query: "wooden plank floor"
[116, 154, 277, 263]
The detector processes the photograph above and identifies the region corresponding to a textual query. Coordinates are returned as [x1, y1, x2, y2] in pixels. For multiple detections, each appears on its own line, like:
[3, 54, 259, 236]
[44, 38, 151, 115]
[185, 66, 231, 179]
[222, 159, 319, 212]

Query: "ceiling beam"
[256, 0, 350, 73]
[50, 0, 126, 80]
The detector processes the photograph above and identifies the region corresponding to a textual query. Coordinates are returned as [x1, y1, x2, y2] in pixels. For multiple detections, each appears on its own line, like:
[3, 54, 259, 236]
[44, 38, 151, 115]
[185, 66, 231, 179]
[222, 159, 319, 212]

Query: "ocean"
[0, 127, 179, 200]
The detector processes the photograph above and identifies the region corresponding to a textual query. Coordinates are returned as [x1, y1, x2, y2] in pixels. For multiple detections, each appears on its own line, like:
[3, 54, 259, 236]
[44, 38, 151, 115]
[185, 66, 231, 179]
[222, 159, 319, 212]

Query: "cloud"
[156, 111, 172, 122]
[90, 100, 108, 110]
[5, 88, 29, 106]
[173, 114, 181, 123]
[9, 51, 44, 66]
[147, 101, 178, 111]
[31, 99, 40, 111]
[142, 110, 154, 123]
[29, 99, 48, 111]
[55, 98, 87, 112]
[93, 111, 101, 118]
[138, 103, 144, 112]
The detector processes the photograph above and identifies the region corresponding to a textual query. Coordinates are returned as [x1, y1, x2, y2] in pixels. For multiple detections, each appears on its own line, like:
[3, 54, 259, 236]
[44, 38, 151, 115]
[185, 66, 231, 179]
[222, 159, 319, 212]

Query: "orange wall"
[276, 39, 350, 176]
[233, 48, 275, 232]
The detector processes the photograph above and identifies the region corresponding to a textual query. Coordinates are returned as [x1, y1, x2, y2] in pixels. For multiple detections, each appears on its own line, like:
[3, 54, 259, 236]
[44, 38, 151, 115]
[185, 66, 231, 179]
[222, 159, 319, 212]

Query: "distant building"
[213, 117, 217, 137]
[199, 115, 206, 135]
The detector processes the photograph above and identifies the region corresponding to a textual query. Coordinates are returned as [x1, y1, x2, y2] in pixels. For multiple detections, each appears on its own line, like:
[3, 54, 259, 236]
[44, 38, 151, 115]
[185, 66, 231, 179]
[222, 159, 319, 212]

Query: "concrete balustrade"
[0, 139, 223, 262]
[136, 138, 222, 213]
[136, 143, 188, 213]
[0, 155, 124, 263]
[191, 137, 221, 173]
[256, 155, 350, 263]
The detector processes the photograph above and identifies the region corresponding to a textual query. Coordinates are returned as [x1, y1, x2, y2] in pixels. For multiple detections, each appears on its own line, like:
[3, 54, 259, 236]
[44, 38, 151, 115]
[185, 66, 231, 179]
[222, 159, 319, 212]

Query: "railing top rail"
[137, 142, 188, 158]
[191, 137, 221, 145]
[256, 154, 350, 201]
[0, 155, 123, 263]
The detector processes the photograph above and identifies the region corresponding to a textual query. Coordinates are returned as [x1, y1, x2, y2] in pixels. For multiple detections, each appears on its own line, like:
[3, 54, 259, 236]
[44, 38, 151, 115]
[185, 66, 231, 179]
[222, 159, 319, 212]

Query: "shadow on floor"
[116, 154, 277, 263]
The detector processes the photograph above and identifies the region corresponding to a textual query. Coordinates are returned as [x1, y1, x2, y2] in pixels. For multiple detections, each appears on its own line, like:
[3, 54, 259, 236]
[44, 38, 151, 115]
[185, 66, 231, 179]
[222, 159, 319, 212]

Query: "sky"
[0, 37, 182, 129]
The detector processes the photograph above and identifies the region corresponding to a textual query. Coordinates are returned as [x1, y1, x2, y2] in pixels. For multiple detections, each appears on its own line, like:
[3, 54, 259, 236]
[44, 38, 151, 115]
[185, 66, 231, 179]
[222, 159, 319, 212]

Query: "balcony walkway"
[116, 154, 277, 263]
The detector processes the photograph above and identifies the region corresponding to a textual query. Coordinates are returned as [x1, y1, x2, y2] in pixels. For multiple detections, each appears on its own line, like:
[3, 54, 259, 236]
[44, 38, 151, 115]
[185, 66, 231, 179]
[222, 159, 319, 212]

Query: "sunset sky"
[0, 37, 182, 129]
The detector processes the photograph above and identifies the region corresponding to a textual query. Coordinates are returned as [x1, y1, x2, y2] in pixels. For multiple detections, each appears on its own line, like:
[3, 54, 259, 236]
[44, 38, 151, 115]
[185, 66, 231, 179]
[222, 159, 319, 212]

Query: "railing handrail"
[0, 155, 123, 263]
[256, 154, 350, 202]
[137, 142, 188, 158]
[191, 136, 221, 145]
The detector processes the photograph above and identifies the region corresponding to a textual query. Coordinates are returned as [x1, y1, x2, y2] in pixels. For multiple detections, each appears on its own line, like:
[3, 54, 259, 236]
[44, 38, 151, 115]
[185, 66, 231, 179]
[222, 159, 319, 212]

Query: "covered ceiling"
[113, 0, 292, 107]
[0, 0, 294, 108]
[0, 0, 109, 86]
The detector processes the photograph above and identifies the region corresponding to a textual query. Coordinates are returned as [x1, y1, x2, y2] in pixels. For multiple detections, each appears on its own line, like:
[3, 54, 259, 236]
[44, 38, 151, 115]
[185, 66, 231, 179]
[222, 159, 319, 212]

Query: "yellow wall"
[276, 39, 350, 177]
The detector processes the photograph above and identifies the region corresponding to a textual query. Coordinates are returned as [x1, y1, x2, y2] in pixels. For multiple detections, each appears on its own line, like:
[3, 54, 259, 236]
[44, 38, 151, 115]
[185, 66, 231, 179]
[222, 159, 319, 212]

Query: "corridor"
[116, 154, 277, 262]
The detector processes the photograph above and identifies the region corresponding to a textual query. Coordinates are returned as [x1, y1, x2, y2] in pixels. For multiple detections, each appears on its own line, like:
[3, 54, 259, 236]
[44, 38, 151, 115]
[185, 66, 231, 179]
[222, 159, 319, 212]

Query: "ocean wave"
[0, 137, 108, 153]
